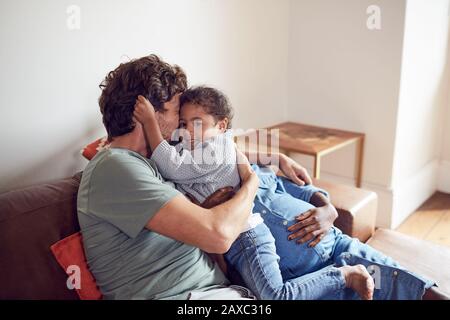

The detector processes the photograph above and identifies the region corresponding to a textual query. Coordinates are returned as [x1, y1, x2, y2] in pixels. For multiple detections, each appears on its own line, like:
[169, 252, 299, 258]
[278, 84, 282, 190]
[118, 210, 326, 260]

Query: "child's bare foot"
[340, 264, 375, 300]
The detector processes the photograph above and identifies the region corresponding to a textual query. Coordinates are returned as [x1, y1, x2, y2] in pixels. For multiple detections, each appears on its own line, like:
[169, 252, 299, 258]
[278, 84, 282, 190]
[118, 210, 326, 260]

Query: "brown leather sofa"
[1, 172, 449, 299]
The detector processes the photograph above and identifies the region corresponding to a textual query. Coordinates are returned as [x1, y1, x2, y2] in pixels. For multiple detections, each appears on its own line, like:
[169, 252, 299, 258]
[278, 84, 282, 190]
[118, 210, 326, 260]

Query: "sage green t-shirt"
[77, 148, 228, 299]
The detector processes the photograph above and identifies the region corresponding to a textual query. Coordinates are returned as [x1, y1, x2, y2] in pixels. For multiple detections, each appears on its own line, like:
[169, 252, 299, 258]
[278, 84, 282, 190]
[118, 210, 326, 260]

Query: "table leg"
[313, 155, 321, 180]
[356, 137, 365, 188]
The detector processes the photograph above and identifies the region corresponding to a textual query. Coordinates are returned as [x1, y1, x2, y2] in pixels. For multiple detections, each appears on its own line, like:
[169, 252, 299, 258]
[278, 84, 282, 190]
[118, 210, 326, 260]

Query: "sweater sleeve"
[150, 140, 223, 184]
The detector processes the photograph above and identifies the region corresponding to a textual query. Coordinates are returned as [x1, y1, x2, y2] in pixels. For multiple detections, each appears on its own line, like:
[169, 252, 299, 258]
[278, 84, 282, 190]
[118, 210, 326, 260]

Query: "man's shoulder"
[77, 147, 174, 213]
[92, 147, 146, 163]
[94, 148, 156, 172]
[82, 148, 162, 188]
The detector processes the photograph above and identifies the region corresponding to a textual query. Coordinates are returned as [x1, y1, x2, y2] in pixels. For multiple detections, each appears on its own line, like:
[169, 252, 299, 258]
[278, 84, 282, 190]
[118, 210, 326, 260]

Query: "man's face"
[155, 93, 181, 140]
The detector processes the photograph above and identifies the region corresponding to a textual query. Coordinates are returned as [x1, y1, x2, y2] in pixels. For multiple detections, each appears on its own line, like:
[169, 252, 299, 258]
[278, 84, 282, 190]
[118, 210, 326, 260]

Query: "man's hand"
[185, 187, 237, 209]
[133, 95, 156, 126]
[201, 187, 236, 209]
[241, 150, 311, 186]
[279, 153, 312, 186]
[287, 202, 338, 247]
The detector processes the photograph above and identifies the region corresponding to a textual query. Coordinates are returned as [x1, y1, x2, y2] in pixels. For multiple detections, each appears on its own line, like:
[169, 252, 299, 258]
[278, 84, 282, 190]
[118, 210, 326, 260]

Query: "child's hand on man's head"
[133, 95, 156, 126]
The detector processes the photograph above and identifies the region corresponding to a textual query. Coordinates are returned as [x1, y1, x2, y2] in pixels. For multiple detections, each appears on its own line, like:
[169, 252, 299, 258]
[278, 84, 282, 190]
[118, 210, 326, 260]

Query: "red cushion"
[50, 232, 102, 300]
[81, 137, 110, 161]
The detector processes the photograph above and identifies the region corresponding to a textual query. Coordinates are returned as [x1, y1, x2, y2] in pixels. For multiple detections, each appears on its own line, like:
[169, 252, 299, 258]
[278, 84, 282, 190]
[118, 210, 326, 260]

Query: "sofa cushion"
[81, 137, 110, 161]
[367, 229, 450, 298]
[0, 173, 83, 299]
[50, 232, 102, 300]
[314, 179, 377, 242]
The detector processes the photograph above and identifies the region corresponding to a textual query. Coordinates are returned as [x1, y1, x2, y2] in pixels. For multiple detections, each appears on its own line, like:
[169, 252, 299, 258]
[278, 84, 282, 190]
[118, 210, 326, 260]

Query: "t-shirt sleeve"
[88, 153, 181, 238]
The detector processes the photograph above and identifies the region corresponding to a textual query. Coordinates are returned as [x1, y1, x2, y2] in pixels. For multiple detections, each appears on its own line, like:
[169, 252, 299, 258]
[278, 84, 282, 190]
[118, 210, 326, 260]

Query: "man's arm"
[276, 171, 337, 247]
[146, 154, 259, 254]
[310, 191, 332, 207]
[287, 191, 338, 247]
[243, 150, 312, 186]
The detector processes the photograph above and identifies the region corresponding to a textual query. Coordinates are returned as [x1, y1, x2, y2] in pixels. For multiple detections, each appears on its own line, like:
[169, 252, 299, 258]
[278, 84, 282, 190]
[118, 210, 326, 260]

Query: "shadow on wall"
[0, 123, 104, 194]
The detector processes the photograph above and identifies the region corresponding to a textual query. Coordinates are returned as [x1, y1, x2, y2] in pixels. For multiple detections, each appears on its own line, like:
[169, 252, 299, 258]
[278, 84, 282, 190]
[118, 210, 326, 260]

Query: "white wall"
[392, 0, 450, 227]
[440, 94, 450, 194]
[443, 82, 450, 166]
[439, 30, 450, 194]
[0, 0, 290, 193]
[287, 0, 450, 228]
[287, 0, 407, 227]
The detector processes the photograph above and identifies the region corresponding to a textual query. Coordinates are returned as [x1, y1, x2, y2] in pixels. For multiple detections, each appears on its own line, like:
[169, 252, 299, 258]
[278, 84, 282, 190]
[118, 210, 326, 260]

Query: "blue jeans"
[224, 165, 434, 300]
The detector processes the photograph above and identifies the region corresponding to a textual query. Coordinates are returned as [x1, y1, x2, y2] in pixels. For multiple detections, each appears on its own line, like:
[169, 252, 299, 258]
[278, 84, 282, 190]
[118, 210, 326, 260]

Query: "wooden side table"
[236, 122, 365, 187]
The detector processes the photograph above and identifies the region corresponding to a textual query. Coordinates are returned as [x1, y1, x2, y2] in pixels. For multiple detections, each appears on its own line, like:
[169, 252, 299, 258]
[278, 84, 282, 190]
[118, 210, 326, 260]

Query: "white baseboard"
[438, 160, 450, 194]
[390, 160, 439, 229]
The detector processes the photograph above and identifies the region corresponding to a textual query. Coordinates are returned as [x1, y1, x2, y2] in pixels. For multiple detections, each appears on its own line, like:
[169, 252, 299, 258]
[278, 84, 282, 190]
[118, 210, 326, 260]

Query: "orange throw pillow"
[50, 232, 102, 300]
[81, 137, 110, 161]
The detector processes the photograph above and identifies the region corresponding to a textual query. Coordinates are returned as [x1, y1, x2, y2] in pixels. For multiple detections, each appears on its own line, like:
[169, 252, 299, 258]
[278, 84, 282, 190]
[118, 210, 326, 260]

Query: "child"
[133, 86, 434, 300]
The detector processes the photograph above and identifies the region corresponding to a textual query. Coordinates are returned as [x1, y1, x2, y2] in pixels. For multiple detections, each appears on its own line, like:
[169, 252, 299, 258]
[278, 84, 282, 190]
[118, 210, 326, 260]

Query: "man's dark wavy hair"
[99, 54, 187, 140]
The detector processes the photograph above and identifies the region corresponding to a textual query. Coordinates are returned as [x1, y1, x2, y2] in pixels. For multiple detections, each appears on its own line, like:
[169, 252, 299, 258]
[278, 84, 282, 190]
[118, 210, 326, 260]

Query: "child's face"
[179, 103, 227, 145]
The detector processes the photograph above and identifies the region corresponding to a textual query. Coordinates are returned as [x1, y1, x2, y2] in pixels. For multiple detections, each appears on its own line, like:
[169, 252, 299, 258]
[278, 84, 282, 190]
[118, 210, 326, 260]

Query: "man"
[77, 54, 313, 299]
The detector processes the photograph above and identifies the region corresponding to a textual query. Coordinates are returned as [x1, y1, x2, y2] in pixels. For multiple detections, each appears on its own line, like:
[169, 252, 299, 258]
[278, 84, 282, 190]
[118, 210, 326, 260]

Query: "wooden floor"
[396, 192, 450, 248]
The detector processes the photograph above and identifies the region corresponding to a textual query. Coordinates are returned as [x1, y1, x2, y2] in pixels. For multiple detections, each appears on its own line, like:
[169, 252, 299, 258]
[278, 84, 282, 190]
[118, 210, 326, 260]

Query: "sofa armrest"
[313, 179, 377, 242]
